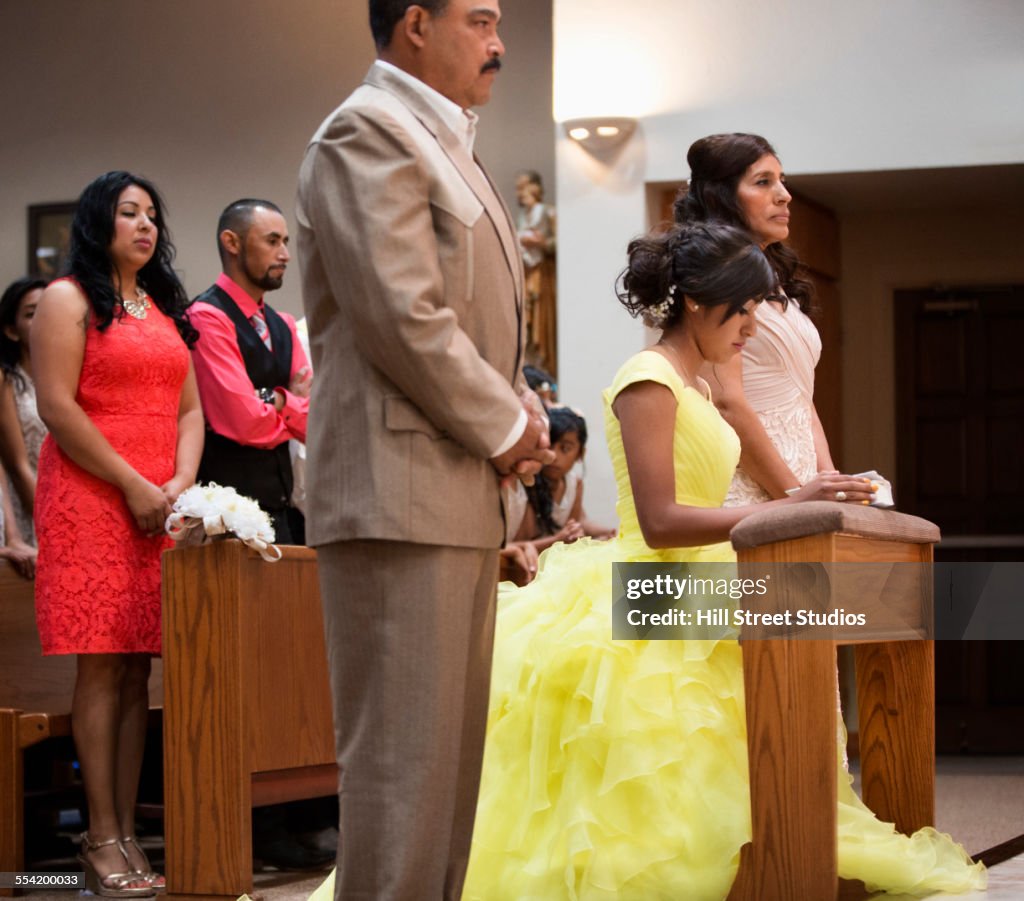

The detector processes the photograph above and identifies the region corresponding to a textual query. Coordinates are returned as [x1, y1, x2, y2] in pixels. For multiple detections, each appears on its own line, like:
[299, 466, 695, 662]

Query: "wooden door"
[894, 285, 1024, 751]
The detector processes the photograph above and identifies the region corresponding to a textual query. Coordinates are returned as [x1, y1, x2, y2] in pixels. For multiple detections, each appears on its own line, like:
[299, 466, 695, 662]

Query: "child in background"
[518, 407, 615, 550]
[522, 364, 557, 409]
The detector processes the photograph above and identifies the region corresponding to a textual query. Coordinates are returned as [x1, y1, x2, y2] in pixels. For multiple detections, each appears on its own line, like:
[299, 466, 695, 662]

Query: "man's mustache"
[481, 57, 502, 74]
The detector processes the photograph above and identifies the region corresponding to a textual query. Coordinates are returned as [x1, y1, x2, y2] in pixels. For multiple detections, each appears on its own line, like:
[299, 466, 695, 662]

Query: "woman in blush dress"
[33, 172, 203, 896]
[676, 133, 841, 505]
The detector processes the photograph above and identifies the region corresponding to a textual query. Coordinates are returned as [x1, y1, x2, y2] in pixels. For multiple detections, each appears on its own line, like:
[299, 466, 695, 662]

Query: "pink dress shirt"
[189, 273, 309, 448]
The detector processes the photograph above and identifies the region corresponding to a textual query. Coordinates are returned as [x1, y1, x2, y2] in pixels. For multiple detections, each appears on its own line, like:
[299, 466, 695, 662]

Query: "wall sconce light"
[563, 117, 637, 156]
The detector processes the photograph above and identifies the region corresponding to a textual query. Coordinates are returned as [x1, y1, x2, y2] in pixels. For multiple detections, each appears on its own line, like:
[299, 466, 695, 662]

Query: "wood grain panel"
[735, 529, 936, 897]
[241, 548, 333, 774]
[855, 641, 935, 833]
[162, 542, 336, 899]
[730, 640, 839, 900]
[163, 542, 250, 897]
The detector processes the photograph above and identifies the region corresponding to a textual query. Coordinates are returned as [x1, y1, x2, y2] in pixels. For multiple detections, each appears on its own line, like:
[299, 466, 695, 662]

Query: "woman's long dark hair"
[67, 171, 197, 347]
[0, 276, 47, 391]
[673, 133, 814, 312]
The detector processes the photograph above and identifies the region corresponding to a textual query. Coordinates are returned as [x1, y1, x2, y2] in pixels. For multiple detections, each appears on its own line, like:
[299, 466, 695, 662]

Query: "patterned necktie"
[250, 311, 272, 350]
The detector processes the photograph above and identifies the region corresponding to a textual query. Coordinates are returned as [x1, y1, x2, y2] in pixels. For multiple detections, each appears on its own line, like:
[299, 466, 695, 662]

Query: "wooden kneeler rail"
[162, 541, 335, 900]
[726, 503, 939, 901]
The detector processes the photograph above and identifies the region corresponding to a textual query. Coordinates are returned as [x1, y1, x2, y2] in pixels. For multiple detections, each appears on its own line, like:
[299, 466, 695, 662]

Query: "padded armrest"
[730, 501, 940, 550]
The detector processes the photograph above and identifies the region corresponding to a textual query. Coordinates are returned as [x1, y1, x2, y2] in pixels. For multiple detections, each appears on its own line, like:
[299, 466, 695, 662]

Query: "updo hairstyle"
[616, 223, 776, 329]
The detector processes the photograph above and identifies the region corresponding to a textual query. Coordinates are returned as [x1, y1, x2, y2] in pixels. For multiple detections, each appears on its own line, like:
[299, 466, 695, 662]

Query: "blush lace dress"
[34, 289, 188, 655]
[725, 300, 820, 506]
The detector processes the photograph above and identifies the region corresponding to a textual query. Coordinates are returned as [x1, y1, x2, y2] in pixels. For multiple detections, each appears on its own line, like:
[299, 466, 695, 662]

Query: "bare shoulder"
[39, 279, 89, 315]
[35, 280, 90, 337]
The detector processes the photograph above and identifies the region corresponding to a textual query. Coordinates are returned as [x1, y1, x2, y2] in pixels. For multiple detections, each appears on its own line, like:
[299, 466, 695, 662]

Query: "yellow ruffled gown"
[461, 351, 986, 900]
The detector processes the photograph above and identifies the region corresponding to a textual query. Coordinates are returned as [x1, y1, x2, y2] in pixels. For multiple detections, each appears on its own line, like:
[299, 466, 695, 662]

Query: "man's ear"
[219, 229, 241, 258]
[402, 5, 430, 49]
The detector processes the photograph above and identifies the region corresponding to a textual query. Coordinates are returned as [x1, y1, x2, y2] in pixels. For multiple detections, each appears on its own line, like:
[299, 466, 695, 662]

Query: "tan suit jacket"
[296, 63, 525, 550]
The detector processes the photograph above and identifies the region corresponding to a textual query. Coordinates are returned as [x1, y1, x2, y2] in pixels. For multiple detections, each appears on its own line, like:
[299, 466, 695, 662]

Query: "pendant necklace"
[122, 285, 151, 320]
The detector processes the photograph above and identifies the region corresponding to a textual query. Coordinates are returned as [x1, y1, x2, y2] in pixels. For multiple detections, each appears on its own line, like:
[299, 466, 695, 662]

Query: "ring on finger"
[835, 490, 847, 502]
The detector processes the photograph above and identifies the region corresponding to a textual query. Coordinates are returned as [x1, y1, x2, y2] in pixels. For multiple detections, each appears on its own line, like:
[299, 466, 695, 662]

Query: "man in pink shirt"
[189, 198, 312, 543]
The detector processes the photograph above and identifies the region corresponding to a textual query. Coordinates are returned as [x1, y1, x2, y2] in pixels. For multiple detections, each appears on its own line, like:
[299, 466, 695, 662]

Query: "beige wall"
[1, 0, 554, 316]
[840, 206, 1024, 480]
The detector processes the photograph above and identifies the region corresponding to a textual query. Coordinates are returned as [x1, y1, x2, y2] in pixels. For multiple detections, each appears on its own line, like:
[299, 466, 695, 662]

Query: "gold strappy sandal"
[77, 834, 155, 898]
[121, 836, 166, 892]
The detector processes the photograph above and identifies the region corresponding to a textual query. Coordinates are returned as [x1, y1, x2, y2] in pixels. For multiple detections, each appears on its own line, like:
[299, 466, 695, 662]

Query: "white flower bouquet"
[165, 482, 282, 561]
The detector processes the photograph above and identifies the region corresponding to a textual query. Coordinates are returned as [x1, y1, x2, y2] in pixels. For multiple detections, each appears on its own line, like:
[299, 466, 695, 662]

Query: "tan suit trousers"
[317, 540, 499, 901]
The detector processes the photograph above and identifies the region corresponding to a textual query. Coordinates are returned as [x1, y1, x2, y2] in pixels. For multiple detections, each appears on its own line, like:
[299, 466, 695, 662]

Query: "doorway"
[895, 285, 1024, 752]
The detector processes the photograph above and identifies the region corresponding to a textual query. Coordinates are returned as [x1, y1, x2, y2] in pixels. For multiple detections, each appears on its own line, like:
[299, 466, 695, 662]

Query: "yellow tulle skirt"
[460, 536, 986, 900]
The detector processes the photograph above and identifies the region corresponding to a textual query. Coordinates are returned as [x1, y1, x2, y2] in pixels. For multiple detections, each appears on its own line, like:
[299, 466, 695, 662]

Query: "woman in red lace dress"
[33, 172, 203, 896]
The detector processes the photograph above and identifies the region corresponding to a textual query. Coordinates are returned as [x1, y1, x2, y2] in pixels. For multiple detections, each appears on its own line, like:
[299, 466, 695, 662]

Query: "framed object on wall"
[27, 202, 76, 277]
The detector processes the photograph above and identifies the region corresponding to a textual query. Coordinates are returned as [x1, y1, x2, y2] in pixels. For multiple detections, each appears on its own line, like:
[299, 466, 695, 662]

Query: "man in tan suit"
[296, 2, 550, 898]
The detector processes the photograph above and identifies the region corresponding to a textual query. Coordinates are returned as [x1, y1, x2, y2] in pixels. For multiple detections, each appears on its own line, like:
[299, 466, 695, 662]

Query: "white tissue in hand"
[853, 470, 894, 508]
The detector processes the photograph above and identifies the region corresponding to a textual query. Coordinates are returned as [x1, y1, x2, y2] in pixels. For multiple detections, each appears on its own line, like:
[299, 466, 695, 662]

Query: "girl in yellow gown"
[460, 224, 986, 899]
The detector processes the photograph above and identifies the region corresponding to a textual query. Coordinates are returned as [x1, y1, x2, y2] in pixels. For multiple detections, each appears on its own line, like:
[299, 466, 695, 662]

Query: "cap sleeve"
[606, 350, 686, 406]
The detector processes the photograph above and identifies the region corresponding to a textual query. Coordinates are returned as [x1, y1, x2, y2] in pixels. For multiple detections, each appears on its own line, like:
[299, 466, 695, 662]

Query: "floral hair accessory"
[642, 283, 677, 329]
[166, 482, 281, 562]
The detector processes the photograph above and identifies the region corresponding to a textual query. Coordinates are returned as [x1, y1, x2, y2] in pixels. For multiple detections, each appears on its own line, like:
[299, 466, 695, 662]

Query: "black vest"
[194, 284, 294, 511]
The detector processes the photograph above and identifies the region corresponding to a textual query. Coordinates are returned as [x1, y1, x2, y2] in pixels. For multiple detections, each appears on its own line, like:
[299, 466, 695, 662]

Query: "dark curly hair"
[672, 133, 814, 312]
[0, 276, 47, 392]
[526, 406, 588, 536]
[523, 364, 556, 394]
[617, 223, 775, 330]
[67, 171, 197, 347]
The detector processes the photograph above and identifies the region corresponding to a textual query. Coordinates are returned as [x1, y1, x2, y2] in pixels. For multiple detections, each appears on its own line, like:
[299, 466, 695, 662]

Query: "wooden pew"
[0, 560, 162, 893]
[161, 541, 335, 900]
[726, 502, 938, 901]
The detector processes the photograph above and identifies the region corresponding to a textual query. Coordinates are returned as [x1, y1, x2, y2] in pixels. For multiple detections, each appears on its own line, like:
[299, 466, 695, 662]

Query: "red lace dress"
[34, 294, 189, 655]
